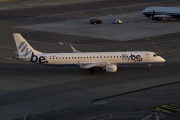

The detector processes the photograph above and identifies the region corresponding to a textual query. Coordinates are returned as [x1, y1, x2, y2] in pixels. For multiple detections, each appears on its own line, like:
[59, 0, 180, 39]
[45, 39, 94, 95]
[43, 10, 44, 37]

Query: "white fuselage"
[30, 51, 165, 65]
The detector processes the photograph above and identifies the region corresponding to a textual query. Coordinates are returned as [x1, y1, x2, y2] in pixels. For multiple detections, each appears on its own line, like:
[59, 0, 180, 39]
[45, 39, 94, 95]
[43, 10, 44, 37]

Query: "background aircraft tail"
[13, 33, 42, 59]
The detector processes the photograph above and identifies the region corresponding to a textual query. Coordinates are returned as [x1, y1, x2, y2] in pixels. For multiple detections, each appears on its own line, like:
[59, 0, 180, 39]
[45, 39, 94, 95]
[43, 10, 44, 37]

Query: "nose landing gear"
[147, 64, 152, 70]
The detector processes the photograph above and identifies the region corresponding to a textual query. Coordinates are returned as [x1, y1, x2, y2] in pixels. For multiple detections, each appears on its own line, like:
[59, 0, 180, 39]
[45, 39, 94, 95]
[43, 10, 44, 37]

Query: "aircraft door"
[146, 54, 150, 61]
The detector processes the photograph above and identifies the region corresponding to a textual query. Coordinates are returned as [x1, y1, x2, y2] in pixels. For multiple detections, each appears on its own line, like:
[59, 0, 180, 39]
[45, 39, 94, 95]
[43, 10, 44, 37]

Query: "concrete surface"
[0, 0, 180, 120]
[18, 11, 180, 41]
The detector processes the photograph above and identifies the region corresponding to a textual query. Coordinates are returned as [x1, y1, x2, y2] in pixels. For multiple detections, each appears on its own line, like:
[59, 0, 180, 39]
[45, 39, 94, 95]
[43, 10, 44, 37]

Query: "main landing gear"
[89, 68, 95, 74]
[147, 64, 152, 70]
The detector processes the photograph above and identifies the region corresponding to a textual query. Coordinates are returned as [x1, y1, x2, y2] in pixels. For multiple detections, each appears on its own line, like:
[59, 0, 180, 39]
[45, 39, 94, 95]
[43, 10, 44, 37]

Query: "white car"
[112, 19, 122, 24]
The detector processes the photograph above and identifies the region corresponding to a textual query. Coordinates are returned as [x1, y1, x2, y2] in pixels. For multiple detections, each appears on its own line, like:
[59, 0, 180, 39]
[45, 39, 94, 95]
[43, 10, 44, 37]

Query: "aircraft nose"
[161, 57, 165, 62]
[142, 9, 146, 13]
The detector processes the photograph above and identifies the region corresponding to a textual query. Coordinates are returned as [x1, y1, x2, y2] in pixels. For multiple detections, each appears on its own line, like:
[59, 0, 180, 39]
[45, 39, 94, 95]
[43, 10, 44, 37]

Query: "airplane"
[142, 7, 180, 22]
[13, 33, 165, 74]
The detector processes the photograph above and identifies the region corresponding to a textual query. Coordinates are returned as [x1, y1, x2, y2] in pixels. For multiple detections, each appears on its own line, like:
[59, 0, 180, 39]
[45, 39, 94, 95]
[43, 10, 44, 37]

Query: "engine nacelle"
[103, 64, 117, 72]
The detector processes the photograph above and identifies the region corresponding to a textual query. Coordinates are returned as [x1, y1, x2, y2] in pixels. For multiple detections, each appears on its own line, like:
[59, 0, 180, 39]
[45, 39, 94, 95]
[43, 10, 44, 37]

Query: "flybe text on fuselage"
[122, 54, 142, 62]
[30, 52, 48, 63]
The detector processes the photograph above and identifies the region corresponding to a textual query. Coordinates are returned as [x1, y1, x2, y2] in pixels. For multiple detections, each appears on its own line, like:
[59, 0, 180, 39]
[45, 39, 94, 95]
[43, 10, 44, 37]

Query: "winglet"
[70, 44, 80, 53]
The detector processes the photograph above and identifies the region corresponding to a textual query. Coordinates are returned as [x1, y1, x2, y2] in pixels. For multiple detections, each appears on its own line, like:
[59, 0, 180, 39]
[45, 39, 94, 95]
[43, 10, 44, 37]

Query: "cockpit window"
[153, 54, 157, 57]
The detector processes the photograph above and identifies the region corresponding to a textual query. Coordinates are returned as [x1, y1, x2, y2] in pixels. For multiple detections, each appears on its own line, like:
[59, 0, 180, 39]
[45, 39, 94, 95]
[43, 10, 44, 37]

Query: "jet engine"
[152, 17, 163, 20]
[103, 64, 117, 72]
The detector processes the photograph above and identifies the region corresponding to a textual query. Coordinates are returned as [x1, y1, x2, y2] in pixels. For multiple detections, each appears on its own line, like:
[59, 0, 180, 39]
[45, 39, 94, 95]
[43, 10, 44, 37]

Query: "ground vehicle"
[112, 19, 122, 24]
[90, 19, 102, 24]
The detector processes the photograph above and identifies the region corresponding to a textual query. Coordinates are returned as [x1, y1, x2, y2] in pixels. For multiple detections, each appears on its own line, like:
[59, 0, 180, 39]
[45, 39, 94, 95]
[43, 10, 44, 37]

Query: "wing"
[78, 61, 108, 68]
[154, 14, 172, 18]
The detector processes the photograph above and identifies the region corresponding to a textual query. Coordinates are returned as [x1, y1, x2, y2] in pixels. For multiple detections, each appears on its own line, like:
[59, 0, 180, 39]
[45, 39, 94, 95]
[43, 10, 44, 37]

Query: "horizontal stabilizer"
[13, 51, 19, 56]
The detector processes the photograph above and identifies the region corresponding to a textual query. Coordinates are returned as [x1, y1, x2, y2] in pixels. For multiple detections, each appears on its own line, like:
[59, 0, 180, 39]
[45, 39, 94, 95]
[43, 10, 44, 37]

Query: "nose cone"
[142, 10, 145, 13]
[161, 57, 165, 62]
[142, 8, 147, 14]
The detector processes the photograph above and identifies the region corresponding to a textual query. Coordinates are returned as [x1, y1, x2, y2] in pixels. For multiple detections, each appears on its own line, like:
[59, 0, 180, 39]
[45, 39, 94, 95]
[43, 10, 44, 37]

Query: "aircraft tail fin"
[13, 33, 42, 58]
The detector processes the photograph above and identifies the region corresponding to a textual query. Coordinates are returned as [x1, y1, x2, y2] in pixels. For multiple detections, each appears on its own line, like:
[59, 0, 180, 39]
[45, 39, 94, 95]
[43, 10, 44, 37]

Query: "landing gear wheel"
[167, 18, 171, 23]
[90, 70, 95, 74]
[147, 66, 151, 70]
[89, 68, 95, 74]
[147, 64, 152, 70]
